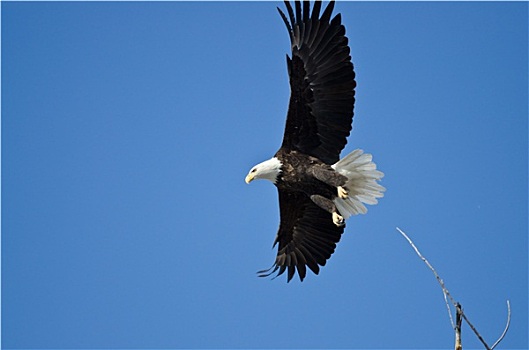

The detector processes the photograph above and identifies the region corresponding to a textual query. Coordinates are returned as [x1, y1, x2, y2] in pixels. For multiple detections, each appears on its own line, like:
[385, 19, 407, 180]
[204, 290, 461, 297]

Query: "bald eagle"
[245, 0, 385, 282]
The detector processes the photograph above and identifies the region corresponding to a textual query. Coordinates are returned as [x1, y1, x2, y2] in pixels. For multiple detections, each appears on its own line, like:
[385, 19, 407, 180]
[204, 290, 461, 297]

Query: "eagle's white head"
[245, 157, 282, 184]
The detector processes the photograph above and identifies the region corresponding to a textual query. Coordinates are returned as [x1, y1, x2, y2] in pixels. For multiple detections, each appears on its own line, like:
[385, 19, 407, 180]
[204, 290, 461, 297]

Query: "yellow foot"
[332, 212, 345, 227]
[337, 186, 348, 199]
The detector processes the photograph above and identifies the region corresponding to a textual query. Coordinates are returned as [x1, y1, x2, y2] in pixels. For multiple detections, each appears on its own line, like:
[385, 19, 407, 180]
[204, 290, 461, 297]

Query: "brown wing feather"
[278, 0, 356, 165]
[258, 189, 345, 282]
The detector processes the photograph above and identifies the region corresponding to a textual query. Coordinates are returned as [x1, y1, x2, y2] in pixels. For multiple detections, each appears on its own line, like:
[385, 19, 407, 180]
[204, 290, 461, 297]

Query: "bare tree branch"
[491, 300, 511, 350]
[396, 227, 511, 350]
[455, 303, 463, 350]
[445, 289, 456, 329]
[459, 308, 491, 350]
[396, 227, 455, 327]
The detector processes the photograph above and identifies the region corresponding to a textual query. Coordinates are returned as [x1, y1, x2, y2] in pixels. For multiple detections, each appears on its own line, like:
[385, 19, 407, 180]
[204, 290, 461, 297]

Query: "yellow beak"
[245, 173, 254, 184]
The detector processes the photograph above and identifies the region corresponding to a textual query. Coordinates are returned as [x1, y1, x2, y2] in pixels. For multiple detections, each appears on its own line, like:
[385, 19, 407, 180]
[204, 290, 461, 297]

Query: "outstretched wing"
[258, 189, 345, 282]
[278, 0, 356, 165]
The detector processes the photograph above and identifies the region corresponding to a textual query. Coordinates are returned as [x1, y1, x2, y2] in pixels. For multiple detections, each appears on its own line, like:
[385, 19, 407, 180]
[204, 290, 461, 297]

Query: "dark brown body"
[275, 149, 347, 214]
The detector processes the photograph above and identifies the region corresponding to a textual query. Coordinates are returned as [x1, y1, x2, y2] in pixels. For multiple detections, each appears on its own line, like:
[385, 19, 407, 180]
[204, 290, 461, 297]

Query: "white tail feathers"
[332, 149, 385, 219]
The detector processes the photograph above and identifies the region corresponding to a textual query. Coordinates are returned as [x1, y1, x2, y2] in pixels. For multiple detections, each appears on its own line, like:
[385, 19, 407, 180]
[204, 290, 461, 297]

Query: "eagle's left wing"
[278, 0, 356, 165]
[258, 188, 344, 282]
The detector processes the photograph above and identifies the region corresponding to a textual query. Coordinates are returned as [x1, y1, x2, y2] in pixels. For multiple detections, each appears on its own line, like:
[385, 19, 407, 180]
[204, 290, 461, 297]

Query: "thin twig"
[396, 227, 455, 327]
[491, 300, 511, 350]
[458, 310, 491, 349]
[444, 284, 456, 329]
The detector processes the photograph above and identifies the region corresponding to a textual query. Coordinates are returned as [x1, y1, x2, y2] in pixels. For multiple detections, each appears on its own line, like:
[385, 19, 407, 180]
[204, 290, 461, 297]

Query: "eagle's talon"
[337, 186, 348, 199]
[332, 212, 345, 227]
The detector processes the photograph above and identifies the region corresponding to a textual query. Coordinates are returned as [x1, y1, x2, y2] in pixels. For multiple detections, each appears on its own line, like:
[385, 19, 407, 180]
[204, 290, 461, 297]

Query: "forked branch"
[396, 227, 511, 350]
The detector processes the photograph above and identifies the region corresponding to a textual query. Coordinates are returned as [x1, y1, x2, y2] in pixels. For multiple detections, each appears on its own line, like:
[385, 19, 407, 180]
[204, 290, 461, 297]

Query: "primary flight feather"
[245, 0, 385, 282]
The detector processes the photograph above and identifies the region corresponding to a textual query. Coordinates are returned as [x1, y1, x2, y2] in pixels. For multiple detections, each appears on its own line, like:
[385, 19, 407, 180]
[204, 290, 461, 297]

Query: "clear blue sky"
[2, 1, 527, 349]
